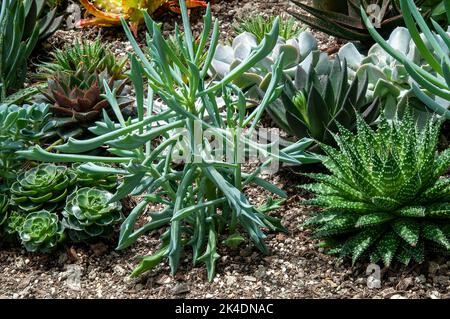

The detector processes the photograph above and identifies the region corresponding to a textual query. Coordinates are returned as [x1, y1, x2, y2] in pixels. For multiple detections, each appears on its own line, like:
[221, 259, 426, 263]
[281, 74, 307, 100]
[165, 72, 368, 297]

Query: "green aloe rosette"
[303, 112, 450, 266]
[19, 210, 64, 253]
[11, 164, 77, 213]
[62, 187, 123, 241]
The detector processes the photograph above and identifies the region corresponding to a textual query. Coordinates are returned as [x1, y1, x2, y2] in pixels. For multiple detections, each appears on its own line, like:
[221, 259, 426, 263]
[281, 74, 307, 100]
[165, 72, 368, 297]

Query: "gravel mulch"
[1, 0, 448, 299]
[1, 170, 449, 299]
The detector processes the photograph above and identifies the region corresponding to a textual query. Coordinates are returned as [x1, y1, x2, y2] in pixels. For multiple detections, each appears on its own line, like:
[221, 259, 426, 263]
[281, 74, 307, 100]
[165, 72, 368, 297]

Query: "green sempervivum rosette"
[19, 210, 64, 253]
[4, 211, 27, 237]
[62, 187, 123, 241]
[11, 164, 77, 213]
[303, 111, 450, 266]
[72, 163, 118, 191]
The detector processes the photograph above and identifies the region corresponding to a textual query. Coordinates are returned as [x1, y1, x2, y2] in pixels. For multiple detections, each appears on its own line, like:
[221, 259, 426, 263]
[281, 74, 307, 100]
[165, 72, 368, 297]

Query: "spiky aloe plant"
[233, 15, 305, 43]
[0, 0, 63, 103]
[36, 38, 127, 80]
[0, 0, 39, 102]
[28, 0, 63, 40]
[303, 112, 450, 266]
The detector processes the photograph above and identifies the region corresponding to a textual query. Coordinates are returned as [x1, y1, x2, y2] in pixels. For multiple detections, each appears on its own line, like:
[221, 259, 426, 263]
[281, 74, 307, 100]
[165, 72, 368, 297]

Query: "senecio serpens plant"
[21, 1, 318, 280]
[303, 112, 450, 266]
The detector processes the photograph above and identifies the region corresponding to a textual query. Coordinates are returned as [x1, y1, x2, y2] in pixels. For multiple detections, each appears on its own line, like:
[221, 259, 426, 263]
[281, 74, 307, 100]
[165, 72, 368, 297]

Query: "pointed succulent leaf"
[392, 219, 420, 247]
[422, 223, 450, 249]
[376, 230, 400, 266]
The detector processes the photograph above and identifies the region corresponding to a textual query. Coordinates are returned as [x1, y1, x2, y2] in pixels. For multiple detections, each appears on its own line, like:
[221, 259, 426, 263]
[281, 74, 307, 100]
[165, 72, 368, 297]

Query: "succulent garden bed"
[0, 0, 449, 300]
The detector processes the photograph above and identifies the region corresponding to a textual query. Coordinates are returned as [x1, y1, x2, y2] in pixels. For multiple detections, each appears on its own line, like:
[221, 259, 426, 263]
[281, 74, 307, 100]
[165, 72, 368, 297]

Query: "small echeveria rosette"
[19, 210, 64, 253]
[62, 187, 123, 242]
[11, 164, 77, 213]
[3, 211, 27, 238]
[72, 163, 118, 191]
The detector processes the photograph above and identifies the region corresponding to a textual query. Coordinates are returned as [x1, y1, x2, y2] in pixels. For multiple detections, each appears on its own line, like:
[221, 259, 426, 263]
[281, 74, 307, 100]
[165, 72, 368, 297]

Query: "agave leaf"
[310, 12, 370, 40]
[296, 0, 363, 28]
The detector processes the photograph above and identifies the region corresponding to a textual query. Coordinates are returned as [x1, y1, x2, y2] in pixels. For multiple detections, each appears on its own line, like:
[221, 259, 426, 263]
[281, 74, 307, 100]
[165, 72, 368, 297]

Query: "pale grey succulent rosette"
[338, 26, 450, 120]
[19, 210, 64, 253]
[62, 187, 123, 242]
[209, 31, 319, 90]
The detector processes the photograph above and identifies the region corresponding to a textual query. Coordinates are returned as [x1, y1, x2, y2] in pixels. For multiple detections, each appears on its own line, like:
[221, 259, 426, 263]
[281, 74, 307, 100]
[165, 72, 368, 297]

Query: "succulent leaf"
[0, 194, 9, 226]
[0, 103, 56, 183]
[290, 0, 435, 45]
